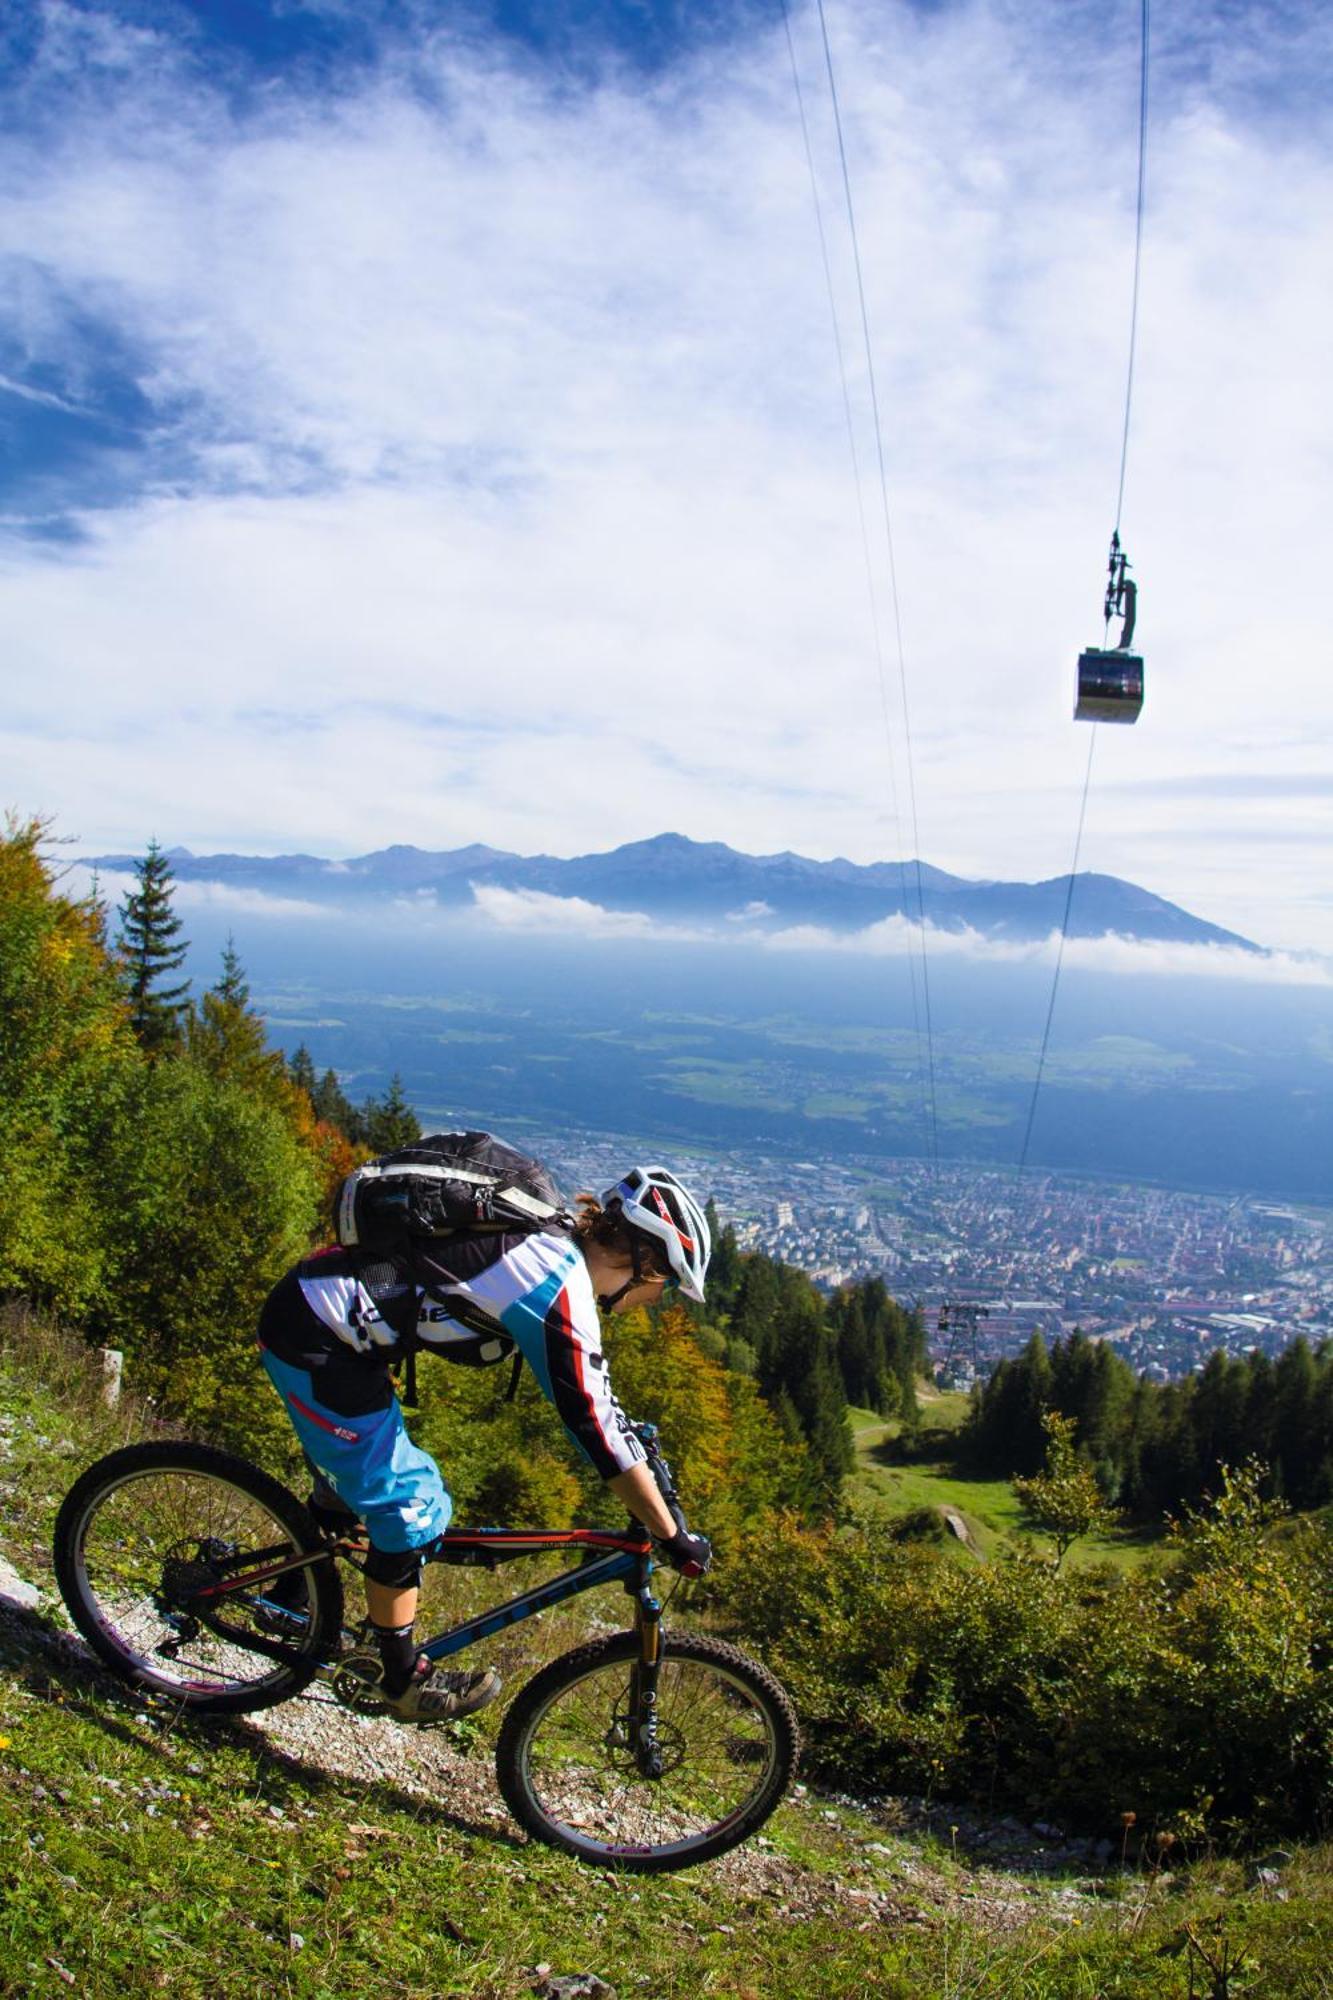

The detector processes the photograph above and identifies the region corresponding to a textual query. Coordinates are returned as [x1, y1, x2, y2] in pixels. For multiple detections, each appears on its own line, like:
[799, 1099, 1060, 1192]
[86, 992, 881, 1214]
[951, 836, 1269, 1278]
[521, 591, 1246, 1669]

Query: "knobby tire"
[495, 1629, 799, 1872]
[53, 1441, 343, 1715]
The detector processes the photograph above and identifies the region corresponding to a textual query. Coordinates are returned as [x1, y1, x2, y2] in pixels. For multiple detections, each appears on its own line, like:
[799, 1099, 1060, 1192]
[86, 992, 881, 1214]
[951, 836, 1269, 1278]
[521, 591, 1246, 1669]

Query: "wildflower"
[0, 1735, 10, 1750]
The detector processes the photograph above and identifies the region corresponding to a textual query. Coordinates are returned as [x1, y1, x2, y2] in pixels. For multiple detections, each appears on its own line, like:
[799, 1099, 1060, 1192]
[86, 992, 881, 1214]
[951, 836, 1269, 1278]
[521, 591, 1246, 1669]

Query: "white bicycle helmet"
[600, 1167, 711, 1304]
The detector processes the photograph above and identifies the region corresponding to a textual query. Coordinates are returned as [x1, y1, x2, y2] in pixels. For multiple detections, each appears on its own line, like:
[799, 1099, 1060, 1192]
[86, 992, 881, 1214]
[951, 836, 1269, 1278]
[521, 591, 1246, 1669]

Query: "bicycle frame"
[414, 1528, 654, 1662]
[194, 1522, 672, 1776]
[416, 1528, 673, 1779]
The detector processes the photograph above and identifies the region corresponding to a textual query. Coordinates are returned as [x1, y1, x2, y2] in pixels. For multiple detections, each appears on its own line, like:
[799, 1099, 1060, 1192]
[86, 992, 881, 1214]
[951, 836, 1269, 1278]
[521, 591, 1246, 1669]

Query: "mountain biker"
[256, 1160, 713, 1723]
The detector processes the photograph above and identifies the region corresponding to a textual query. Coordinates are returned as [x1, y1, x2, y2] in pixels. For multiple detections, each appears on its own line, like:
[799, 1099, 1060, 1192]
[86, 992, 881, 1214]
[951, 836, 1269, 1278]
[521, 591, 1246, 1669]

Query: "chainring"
[328, 1649, 391, 1715]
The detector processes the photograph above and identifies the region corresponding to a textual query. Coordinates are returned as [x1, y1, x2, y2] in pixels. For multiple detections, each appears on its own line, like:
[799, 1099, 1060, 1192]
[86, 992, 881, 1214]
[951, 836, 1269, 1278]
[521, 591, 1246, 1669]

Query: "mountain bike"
[52, 1424, 798, 1873]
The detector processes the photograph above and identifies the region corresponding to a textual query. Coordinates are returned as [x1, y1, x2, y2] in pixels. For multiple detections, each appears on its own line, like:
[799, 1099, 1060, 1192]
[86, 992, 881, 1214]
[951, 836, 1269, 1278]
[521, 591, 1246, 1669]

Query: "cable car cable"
[1115, 0, 1150, 541]
[808, 0, 942, 1170]
[777, 0, 928, 1124]
[1016, 732, 1097, 1174]
[1023, 0, 1149, 1170]
[1077, 0, 1149, 724]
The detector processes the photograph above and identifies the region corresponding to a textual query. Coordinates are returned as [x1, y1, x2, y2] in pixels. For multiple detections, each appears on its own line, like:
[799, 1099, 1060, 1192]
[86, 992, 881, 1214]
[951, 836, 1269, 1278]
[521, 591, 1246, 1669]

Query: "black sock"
[372, 1622, 422, 1697]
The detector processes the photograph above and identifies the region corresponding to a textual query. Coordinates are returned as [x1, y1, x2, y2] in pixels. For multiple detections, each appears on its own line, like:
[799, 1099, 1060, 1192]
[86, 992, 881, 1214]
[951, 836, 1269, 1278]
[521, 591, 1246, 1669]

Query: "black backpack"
[333, 1132, 572, 1406]
[334, 1129, 571, 1254]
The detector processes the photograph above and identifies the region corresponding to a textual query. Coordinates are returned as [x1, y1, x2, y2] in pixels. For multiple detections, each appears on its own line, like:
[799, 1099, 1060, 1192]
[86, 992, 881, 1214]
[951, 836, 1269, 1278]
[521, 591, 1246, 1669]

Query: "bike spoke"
[71, 1468, 317, 1697]
[516, 1650, 781, 1858]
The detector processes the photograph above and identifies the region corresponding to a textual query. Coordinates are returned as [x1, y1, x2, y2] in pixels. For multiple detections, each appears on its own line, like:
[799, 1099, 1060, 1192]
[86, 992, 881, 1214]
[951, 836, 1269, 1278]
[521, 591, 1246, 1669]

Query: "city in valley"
[544, 1135, 1333, 1387]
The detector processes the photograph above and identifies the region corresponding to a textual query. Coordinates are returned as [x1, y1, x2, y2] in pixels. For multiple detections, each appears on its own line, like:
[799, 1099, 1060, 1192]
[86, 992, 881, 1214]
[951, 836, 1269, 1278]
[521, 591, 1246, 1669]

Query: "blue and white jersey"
[260, 1232, 646, 1482]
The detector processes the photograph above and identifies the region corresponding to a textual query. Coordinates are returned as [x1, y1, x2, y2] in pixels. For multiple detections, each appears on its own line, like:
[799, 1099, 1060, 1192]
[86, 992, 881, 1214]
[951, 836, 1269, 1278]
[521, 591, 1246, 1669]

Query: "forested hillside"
[958, 1328, 1333, 1517]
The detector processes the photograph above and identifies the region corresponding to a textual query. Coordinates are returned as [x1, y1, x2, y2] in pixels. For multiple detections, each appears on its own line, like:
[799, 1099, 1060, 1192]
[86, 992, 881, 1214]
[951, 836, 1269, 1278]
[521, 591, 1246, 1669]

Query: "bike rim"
[69, 1467, 319, 1697]
[517, 1649, 782, 1863]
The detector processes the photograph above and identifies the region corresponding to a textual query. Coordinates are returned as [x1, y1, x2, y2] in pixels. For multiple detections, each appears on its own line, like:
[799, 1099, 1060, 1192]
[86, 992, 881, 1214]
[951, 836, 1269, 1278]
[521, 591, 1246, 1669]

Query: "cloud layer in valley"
[466, 884, 1333, 986]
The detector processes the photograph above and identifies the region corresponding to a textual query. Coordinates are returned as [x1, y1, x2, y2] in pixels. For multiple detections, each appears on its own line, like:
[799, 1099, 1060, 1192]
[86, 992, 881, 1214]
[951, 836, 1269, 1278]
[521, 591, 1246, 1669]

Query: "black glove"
[656, 1526, 713, 1577]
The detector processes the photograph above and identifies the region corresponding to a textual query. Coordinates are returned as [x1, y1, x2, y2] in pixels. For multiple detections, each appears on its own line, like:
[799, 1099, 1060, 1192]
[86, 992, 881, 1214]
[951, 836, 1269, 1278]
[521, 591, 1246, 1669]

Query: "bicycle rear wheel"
[53, 1441, 344, 1715]
[495, 1630, 799, 1872]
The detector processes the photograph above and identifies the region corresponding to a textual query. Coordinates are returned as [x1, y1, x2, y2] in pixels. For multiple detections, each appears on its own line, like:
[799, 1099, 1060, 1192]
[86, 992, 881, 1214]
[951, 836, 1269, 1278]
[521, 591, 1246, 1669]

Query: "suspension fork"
[629, 1576, 665, 1779]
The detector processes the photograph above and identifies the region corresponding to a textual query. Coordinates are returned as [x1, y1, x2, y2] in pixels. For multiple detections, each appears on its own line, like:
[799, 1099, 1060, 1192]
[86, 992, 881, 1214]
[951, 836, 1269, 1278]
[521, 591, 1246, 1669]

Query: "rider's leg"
[363, 1542, 499, 1718]
[306, 1458, 362, 1536]
[363, 1547, 427, 1694]
[258, 1344, 497, 1720]
[365, 1579, 418, 1631]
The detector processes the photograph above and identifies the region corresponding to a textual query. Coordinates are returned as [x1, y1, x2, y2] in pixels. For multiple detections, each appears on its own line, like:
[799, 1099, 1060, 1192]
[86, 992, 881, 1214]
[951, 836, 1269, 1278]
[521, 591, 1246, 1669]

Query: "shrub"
[720, 1471, 1333, 1838]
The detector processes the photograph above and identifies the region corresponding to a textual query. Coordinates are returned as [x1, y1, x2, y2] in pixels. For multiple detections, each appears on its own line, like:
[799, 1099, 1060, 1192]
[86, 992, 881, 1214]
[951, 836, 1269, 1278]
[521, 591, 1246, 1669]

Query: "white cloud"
[0, 371, 88, 413]
[462, 881, 1333, 984]
[760, 914, 1333, 986]
[468, 883, 711, 943]
[2, 3, 1332, 948]
[63, 855, 1333, 983]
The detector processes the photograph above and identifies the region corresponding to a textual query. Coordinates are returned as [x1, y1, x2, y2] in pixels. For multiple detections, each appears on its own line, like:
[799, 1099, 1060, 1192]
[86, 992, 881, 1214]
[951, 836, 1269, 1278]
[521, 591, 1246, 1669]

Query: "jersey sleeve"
[446, 1233, 647, 1479]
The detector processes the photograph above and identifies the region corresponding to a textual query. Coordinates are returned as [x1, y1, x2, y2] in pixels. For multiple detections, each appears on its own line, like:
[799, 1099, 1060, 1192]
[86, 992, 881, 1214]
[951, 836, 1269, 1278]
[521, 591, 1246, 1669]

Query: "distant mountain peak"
[84, 835, 1259, 953]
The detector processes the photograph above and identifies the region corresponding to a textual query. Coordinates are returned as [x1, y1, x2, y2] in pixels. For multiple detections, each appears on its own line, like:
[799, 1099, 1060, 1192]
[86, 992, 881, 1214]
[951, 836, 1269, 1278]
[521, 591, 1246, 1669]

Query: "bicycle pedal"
[328, 1650, 390, 1716]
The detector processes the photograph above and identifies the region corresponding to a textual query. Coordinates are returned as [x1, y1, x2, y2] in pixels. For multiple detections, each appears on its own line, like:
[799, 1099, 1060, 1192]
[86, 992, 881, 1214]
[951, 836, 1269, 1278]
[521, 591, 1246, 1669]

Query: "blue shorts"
[259, 1346, 452, 1554]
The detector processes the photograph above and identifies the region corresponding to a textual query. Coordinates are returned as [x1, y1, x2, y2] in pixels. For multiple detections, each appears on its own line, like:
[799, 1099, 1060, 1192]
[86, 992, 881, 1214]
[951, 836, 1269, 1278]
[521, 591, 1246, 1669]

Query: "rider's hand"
[656, 1526, 713, 1577]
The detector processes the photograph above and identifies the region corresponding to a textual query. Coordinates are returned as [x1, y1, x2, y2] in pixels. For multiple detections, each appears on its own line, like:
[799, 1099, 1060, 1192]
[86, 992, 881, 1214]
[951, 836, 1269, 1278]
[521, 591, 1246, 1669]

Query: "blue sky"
[2, 0, 1332, 957]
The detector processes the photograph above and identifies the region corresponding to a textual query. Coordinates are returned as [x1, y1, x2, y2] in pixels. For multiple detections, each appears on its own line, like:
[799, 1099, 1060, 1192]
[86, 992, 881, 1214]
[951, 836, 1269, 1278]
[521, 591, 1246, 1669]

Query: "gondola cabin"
[1075, 646, 1144, 724]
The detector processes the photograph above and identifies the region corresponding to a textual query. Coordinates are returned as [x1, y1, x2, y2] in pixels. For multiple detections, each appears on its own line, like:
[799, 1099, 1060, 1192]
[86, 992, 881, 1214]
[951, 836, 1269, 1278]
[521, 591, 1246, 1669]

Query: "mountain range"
[93, 833, 1258, 951]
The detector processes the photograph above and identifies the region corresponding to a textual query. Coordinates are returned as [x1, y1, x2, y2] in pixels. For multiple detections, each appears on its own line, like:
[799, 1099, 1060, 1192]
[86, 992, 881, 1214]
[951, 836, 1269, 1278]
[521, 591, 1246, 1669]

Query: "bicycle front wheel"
[495, 1630, 799, 1872]
[53, 1441, 344, 1714]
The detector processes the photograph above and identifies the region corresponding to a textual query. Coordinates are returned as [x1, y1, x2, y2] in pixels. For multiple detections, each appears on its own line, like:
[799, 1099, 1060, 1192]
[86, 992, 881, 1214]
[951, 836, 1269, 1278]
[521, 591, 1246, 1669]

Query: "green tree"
[961, 1332, 1054, 1476]
[0, 818, 139, 1318]
[1272, 1338, 1318, 1503]
[0, 816, 355, 1458]
[361, 1072, 421, 1151]
[703, 1201, 742, 1318]
[1012, 1409, 1117, 1568]
[214, 933, 249, 1006]
[287, 1044, 317, 1098]
[116, 838, 191, 1051]
[186, 939, 288, 1101]
[91, 1055, 323, 1454]
[312, 1066, 360, 1139]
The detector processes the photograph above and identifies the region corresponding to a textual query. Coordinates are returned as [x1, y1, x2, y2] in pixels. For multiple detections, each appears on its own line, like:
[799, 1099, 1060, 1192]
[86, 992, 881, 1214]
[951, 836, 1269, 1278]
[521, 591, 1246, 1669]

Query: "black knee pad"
[364, 1543, 426, 1590]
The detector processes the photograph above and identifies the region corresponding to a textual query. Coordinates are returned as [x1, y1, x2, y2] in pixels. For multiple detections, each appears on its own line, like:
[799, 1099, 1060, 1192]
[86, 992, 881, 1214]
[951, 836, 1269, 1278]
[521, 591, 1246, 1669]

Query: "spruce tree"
[187, 938, 283, 1095]
[702, 1202, 742, 1317]
[287, 1044, 317, 1098]
[313, 1067, 362, 1141]
[1273, 1337, 1318, 1505]
[215, 933, 250, 1007]
[362, 1072, 421, 1151]
[85, 867, 110, 950]
[116, 838, 191, 1051]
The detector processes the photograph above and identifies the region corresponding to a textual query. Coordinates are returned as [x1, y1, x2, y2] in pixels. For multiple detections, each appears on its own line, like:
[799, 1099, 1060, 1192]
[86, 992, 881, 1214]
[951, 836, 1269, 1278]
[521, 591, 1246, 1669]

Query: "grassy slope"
[847, 1398, 1150, 1570]
[2, 1322, 1331, 1999]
